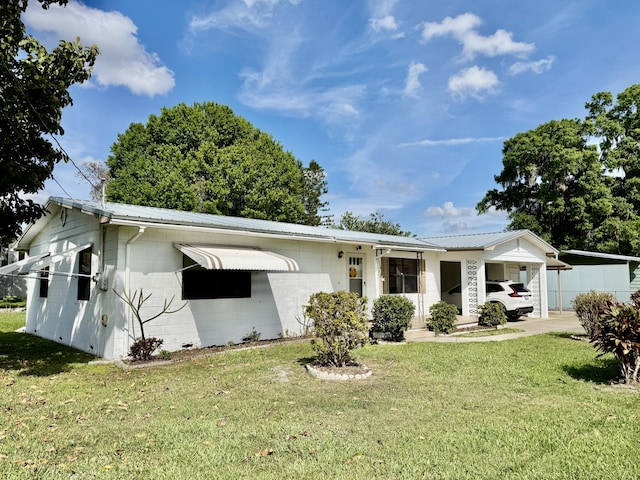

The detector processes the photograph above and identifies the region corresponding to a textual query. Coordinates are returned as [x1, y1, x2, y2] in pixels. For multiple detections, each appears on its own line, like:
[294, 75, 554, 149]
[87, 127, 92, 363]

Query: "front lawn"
[1, 312, 637, 479]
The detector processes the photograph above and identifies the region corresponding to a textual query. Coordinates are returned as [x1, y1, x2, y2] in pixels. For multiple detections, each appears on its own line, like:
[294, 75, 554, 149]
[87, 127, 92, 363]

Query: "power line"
[51, 175, 74, 198]
[0, 53, 99, 192]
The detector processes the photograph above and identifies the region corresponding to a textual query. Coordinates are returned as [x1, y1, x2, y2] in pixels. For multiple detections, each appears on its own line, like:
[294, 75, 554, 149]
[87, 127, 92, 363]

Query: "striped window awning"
[175, 243, 299, 271]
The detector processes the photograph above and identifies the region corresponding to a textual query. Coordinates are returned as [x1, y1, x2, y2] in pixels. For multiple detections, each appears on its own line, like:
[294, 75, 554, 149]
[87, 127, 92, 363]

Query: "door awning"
[0, 252, 50, 276]
[175, 243, 299, 271]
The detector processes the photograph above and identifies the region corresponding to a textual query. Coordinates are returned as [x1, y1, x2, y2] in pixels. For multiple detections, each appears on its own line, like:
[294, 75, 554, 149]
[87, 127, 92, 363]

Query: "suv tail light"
[508, 286, 521, 297]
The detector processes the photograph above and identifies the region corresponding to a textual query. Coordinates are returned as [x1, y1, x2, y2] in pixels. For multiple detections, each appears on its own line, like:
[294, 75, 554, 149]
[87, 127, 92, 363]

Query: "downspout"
[122, 227, 145, 356]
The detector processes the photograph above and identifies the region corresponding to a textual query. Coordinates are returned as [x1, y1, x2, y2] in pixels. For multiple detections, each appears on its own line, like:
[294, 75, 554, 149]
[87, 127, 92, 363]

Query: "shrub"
[428, 301, 458, 335]
[305, 291, 369, 367]
[371, 295, 416, 342]
[572, 290, 615, 337]
[129, 337, 164, 361]
[478, 302, 507, 327]
[591, 301, 640, 383]
[242, 328, 261, 343]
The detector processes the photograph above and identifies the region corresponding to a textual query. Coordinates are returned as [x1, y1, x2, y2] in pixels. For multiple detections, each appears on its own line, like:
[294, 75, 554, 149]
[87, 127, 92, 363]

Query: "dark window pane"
[77, 247, 92, 301]
[39, 267, 49, 298]
[182, 267, 251, 299]
[404, 276, 418, 294]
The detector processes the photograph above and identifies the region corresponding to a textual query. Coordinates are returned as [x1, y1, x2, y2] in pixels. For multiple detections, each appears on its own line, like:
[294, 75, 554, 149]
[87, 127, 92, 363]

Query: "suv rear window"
[510, 283, 530, 293]
[486, 283, 504, 293]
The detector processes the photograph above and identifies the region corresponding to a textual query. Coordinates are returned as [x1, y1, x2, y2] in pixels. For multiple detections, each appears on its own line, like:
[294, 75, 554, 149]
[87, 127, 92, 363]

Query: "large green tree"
[478, 85, 640, 254]
[333, 210, 412, 236]
[106, 102, 328, 224]
[0, 0, 98, 243]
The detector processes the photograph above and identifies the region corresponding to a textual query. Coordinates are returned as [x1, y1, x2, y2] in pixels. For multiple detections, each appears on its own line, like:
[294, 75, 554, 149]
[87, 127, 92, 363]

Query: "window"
[77, 247, 92, 300]
[181, 255, 251, 299]
[39, 266, 50, 298]
[388, 258, 418, 294]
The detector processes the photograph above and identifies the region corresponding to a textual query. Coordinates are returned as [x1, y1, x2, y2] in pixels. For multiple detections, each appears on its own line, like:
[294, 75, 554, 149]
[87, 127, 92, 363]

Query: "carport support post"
[557, 269, 563, 313]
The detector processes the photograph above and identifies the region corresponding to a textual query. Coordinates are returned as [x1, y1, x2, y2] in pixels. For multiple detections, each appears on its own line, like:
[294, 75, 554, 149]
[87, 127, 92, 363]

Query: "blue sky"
[22, 0, 640, 237]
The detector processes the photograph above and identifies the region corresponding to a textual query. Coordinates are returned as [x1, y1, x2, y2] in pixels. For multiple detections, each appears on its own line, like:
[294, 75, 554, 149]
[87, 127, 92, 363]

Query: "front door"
[348, 256, 364, 296]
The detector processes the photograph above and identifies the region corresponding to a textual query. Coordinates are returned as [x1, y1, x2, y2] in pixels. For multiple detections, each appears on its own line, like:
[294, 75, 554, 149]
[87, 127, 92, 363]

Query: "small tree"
[478, 302, 507, 328]
[572, 290, 615, 337]
[113, 288, 187, 361]
[305, 291, 369, 367]
[428, 301, 458, 335]
[371, 295, 415, 341]
[591, 301, 640, 383]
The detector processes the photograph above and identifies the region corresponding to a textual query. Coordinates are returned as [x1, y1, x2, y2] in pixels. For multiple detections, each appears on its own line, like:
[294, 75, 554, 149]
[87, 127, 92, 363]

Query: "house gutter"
[123, 226, 145, 354]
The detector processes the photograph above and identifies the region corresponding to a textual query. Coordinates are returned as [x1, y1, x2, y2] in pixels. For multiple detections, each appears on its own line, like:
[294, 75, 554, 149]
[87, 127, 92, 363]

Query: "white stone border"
[305, 363, 372, 381]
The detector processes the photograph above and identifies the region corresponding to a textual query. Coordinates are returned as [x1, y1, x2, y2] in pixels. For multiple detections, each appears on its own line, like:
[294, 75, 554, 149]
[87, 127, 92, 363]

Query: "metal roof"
[562, 249, 640, 263]
[39, 197, 442, 251]
[423, 229, 558, 254]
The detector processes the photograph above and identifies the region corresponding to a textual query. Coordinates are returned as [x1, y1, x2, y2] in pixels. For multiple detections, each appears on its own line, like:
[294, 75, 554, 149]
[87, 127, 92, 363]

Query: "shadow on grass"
[563, 358, 620, 384]
[0, 331, 97, 377]
[296, 356, 316, 367]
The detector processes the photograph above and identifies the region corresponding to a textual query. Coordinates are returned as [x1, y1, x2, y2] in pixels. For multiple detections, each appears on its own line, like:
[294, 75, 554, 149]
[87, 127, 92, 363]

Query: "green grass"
[1, 312, 637, 479]
[455, 327, 524, 338]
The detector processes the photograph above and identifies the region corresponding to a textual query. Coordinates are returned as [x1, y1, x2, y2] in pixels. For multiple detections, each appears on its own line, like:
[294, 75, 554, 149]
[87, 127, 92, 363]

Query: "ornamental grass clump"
[371, 295, 416, 342]
[478, 302, 507, 328]
[305, 291, 369, 367]
[428, 301, 458, 335]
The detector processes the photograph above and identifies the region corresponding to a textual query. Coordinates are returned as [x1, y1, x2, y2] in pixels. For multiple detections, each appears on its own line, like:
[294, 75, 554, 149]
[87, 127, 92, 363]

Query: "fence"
[547, 290, 633, 311]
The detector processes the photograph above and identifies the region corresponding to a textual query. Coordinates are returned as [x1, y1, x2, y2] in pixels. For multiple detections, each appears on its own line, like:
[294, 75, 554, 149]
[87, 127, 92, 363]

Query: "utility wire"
[51, 175, 74, 199]
[0, 53, 99, 192]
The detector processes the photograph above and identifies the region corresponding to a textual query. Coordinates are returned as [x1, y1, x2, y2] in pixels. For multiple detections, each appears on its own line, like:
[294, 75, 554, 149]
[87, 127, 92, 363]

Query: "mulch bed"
[122, 336, 311, 368]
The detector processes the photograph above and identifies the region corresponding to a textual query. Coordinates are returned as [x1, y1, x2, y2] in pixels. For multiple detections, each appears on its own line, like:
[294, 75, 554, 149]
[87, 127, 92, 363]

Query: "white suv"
[486, 280, 534, 320]
[442, 280, 534, 320]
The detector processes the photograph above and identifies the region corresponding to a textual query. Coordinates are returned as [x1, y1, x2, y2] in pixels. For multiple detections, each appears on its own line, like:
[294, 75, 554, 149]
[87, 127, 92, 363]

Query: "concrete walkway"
[411, 311, 584, 343]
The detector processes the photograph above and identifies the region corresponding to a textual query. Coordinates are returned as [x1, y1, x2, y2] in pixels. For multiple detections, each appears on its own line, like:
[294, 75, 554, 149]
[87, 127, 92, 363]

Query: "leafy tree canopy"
[0, 0, 98, 243]
[477, 84, 640, 255]
[106, 102, 328, 225]
[333, 210, 412, 236]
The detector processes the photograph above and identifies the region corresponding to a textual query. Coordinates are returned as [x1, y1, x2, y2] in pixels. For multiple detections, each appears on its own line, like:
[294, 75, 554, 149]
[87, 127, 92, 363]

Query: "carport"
[425, 230, 561, 319]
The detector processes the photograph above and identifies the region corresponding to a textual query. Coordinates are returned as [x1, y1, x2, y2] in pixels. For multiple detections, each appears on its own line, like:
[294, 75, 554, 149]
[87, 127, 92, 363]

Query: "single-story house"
[546, 249, 640, 310]
[2, 197, 563, 359]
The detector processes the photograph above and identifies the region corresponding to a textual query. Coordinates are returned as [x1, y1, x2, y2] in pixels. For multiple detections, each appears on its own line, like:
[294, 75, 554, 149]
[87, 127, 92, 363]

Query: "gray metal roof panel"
[49, 197, 440, 250]
[422, 230, 529, 250]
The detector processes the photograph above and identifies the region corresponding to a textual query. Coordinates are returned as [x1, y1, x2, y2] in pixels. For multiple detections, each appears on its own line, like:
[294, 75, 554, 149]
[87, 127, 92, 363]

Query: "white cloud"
[239, 71, 365, 122]
[24, 1, 174, 97]
[189, 0, 299, 33]
[403, 61, 427, 97]
[421, 12, 534, 59]
[369, 15, 398, 32]
[399, 136, 504, 147]
[448, 66, 499, 99]
[509, 56, 555, 75]
[424, 201, 473, 218]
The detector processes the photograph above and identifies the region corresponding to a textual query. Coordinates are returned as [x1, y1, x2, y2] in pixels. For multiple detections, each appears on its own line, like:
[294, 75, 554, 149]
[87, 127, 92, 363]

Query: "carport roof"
[423, 230, 558, 255]
[562, 249, 640, 263]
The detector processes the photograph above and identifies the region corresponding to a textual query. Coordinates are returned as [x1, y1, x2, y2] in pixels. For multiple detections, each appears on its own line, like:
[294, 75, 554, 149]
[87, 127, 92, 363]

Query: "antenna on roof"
[100, 178, 106, 208]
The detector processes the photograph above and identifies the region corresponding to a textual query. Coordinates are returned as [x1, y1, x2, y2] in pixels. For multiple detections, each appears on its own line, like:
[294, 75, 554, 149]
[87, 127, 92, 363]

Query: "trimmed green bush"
[371, 295, 416, 342]
[428, 301, 458, 335]
[478, 302, 507, 327]
[572, 290, 615, 337]
[305, 291, 369, 367]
